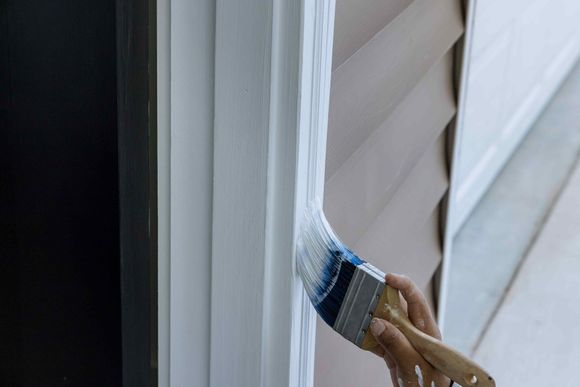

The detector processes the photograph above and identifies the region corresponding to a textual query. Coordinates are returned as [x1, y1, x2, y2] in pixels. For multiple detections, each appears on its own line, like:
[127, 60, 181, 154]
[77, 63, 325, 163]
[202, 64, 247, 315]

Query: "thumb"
[369, 318, 416, 363]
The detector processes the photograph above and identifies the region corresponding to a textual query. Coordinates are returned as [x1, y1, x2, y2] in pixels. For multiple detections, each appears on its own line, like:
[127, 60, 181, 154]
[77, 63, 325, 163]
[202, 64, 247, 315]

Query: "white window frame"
[158, 0, 336, 386]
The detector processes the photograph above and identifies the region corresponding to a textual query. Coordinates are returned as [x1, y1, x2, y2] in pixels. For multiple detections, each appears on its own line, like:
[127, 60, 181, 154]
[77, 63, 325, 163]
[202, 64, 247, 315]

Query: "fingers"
[369, 344, 385, 358]
[383, 351, 396, 371]
[370, 318, 408, 386]
[386, 273, 441, 339]
[369, 318, 416, 362]
[370, 317, 447, 387]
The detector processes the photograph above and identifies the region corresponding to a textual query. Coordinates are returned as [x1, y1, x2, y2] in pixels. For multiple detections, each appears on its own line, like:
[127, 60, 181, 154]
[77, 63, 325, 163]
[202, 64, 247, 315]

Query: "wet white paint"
[415, 365, 424, 387]
[431, 381, 436, 387]
[398, 377, 405, 387]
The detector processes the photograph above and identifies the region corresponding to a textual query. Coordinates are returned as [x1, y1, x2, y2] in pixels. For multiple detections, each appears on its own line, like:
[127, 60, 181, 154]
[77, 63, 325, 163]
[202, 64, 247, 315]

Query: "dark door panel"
[0, 1, 122, 385]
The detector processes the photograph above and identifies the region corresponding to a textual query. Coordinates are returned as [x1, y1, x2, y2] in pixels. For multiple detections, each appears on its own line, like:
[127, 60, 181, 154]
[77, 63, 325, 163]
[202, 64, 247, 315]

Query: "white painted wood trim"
[157, 1, 216, 387]
[211, 1, 335, 386]
[290, 1, 336, 386]
[437, 0, 477, 333]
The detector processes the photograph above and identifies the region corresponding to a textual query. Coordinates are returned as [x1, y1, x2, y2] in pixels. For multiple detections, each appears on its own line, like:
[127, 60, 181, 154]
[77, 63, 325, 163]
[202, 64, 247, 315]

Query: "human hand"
[369, 273, 451, 387]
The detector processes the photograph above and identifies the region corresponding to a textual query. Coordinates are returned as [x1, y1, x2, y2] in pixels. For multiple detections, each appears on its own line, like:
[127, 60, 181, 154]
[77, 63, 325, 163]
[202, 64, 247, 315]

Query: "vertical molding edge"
[211, 0, 336, 386]
[291, 1, 336, 386]
[437, 0, 477, 333]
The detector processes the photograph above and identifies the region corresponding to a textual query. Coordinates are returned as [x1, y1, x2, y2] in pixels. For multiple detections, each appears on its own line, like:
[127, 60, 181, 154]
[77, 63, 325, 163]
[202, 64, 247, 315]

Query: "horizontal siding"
[326, 0, 463, 178]
[351, 134, 448, 272]
[324, 51, 455, 246]
[332, 0, 412, 70]
[318, 0, 463, 385]
[380, 210, 443, 290]
[314, 212, 442, 387]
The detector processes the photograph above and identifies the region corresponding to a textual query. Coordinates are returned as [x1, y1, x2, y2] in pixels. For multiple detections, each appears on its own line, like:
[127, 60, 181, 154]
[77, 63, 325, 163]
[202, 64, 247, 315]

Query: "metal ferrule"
[332, 263, 386, 347]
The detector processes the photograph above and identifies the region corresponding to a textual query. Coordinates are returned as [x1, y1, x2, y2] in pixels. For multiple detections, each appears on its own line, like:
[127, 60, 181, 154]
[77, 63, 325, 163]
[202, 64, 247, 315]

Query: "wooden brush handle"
[361, 286, 495, 387]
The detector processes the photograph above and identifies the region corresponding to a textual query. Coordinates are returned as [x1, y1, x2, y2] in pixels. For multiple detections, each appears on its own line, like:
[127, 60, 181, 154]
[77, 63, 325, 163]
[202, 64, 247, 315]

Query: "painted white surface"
[444, 62, 580, 354]
[452, 0, 580, 234]
[290, 1, 336, 386]
[157, 0, 216, 386]
[211, 1, 335, 386]
[437, 0, 477, 333]
[474, 161, 580, 386]
[158, 1, 334, 385]
[211, 1, 275, 384]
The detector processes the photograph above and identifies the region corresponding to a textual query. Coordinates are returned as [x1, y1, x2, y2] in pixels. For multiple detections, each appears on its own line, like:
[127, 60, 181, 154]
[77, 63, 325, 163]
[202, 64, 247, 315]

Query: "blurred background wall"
[317, 0, 463, 386]
[452, 0, 580, 232]
[315, 0, 580, 386]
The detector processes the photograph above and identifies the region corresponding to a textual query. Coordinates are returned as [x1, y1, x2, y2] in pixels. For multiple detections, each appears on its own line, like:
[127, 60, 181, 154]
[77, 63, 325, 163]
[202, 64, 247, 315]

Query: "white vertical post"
[211, 0, 336, 386]
[158, 1, 216, 387]
[290, 1, 336, 386]
[438, 0, 477, 333]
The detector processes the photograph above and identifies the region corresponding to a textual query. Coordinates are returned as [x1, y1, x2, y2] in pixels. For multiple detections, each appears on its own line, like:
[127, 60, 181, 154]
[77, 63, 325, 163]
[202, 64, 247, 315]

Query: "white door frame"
[211, 1, 335, 386]
[157, 0, 216, 386]
[158, 0, 336, 386]
[158, 0, 479, 382]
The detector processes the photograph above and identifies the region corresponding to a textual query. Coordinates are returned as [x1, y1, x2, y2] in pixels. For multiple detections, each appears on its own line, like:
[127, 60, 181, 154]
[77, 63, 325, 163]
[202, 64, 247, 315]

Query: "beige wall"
[317, 0, 465, 385]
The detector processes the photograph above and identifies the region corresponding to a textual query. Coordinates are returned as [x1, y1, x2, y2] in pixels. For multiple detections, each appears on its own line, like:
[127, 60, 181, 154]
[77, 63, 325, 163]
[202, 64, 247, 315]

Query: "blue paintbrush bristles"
[297, 200, 365, 326]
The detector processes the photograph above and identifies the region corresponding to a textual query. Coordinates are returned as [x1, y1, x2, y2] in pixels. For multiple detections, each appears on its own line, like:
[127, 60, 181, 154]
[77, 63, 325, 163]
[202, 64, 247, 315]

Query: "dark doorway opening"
[0, 1, 156, 385]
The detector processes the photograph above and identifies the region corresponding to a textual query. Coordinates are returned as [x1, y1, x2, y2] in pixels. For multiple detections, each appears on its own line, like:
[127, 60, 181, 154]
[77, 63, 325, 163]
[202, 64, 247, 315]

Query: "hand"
[369, 273, 451, 387]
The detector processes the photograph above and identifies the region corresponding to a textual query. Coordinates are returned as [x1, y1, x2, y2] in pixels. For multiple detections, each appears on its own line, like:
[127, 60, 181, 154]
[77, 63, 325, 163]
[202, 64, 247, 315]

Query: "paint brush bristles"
[297, 199, 373, 331]
[297, 202, 497, 386]
[297, 200, 359, 303]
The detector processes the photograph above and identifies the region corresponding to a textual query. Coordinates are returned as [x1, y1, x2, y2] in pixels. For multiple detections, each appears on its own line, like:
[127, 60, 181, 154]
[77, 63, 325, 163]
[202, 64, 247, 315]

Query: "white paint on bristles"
[431, 381, 436, 387]
[415, 364, 424, 387]
[296, 198, 343, 306]
[398, 377, 405, 387]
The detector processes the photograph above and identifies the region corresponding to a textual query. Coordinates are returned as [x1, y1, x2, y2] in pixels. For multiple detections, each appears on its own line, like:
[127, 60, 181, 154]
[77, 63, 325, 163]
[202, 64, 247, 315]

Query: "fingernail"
[385, 272, 398, 282]
[416, 318, 425, 330]
[370, 318, 385, 337]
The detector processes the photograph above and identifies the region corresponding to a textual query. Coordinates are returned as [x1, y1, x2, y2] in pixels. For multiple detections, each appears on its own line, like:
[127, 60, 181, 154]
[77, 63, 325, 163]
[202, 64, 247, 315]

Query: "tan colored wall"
[317, 0, 465, 385]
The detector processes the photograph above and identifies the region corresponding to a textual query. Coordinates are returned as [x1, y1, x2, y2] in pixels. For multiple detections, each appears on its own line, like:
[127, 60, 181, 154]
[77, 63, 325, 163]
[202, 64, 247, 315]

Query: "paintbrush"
[296, 200, 495, 387]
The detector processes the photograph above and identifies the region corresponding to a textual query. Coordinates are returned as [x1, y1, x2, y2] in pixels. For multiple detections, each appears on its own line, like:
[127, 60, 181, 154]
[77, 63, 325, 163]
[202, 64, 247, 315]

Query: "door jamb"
[210, 1, 336, 386]
[116, 0, 158, 384]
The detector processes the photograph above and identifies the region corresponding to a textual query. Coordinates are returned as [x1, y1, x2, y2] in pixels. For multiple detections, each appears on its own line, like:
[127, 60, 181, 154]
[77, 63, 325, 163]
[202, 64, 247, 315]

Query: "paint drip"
[415, 365, 424, 387]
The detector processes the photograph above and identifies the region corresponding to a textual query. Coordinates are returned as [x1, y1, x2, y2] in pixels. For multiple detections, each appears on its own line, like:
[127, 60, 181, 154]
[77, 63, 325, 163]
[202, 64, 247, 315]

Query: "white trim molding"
[437, 0, 477, 333]
[157, 0, 216, 386]
[290, 1, 336, 386]
[211, 1, 335, 387]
